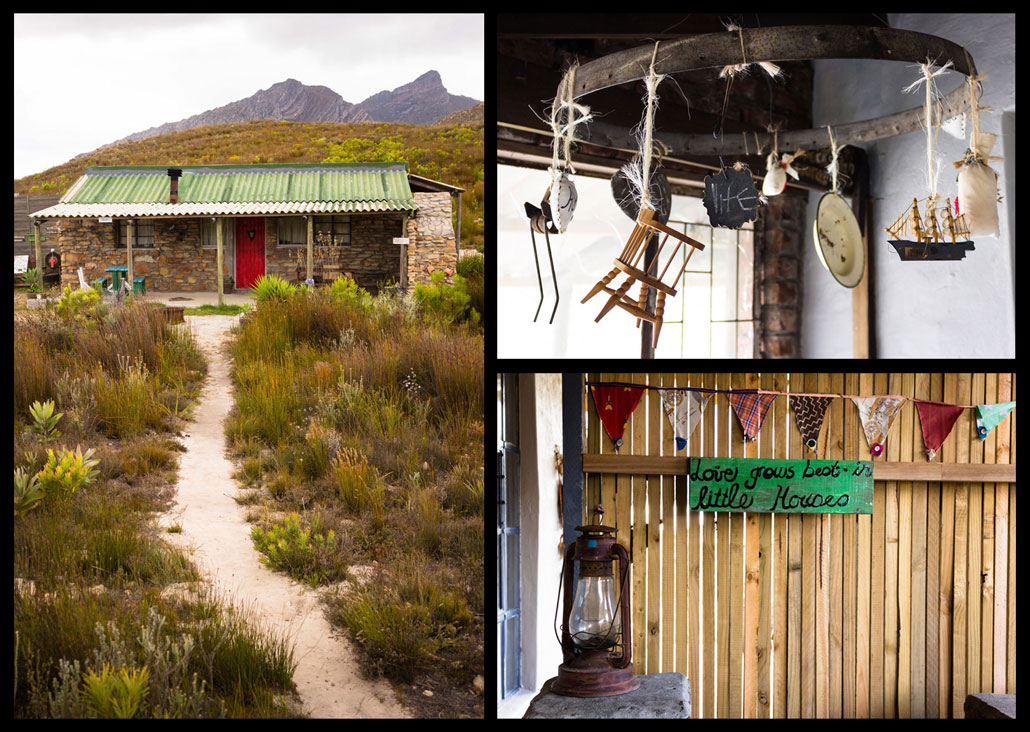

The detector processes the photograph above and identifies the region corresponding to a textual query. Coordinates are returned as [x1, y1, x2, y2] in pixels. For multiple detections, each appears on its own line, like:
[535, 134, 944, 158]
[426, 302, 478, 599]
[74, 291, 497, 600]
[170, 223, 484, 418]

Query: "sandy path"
[163, 315, 408, 719]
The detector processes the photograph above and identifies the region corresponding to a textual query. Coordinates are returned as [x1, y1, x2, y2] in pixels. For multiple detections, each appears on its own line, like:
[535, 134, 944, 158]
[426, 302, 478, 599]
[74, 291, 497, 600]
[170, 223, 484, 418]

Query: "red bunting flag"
[590, 385, 645, 451]
[727, 392, 778, 442]
[914, 400, 967, 460]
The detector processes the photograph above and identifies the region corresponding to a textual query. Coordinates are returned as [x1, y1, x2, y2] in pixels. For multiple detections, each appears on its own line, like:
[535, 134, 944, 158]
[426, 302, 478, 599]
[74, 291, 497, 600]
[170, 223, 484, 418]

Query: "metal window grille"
[116, 219, 155, 249]
[314, 216, 351, 247]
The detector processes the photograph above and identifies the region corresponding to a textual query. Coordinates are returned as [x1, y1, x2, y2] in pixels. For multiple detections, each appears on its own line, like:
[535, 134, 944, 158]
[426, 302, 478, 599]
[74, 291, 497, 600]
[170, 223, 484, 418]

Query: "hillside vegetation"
[15, 119, 484, 251]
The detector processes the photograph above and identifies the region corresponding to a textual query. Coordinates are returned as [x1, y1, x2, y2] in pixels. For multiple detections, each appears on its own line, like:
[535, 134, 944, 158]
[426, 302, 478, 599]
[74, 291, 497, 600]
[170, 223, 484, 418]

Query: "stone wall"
[754, 191, 806, 358]
[406, 191, 458, 289]
[56, 218, 223, 292]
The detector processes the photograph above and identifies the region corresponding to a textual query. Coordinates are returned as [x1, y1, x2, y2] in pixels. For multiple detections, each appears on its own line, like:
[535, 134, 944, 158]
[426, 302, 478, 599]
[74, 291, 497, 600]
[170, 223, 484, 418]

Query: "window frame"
[115, 219, 157, 250]
[275, 216, 308, 248]
[313, 215, 351, 248]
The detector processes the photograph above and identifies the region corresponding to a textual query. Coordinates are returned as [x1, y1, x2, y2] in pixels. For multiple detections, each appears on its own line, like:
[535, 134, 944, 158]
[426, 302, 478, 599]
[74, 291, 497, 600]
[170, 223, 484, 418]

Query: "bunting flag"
[914, 400, 967, 460]
[727, 392, 778, 442]
[590, 385, 645, 451]
[851, 396, 905, 457]
[790, 395, 835, 451]
[976, 401, 1016, 439]
[658, 389, 712, 450]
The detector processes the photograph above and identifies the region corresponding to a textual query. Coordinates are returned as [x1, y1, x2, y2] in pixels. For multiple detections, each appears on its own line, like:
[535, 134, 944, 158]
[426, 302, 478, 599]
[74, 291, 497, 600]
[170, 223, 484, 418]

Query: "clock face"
[813, 193, 864, 288]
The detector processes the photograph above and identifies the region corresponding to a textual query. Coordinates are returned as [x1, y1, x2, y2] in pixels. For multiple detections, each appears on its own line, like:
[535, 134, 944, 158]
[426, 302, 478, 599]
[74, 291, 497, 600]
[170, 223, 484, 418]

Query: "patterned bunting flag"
[914, 400, 967, 460]
[976, 401, 1015, 439]
[726, 392, 778, 442]
[851, 396, 905, 457]
[657, 389, 712, 450]
[790, 395, 835, 451]
[590, 385, 645, 451]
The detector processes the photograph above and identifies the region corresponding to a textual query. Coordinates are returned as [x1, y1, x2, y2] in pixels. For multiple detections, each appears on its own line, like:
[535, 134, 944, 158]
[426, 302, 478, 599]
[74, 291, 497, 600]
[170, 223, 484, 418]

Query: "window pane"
[684, 223, 711, 272]
[711, 227, 737, 321]
[504, 450, 519, 528]
[711, 321, 735, 358]
[737, 227, 754, 321]
[504, 615, 520, 694]
[504, 532, 519, 607]
[737, 320, 754, 359]
[681, 272, 711, 358]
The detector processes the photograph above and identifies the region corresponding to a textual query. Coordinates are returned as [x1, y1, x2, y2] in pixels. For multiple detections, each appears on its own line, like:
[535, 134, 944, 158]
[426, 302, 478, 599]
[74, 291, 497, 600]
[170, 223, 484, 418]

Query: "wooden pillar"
[306, 215, 313, 281]
[455, 191, 462, 260]
[216, 217, 224, 307]
[32, 220, 42, 279]
[400, 214, 408, 289]
[126, 219, 134, 294]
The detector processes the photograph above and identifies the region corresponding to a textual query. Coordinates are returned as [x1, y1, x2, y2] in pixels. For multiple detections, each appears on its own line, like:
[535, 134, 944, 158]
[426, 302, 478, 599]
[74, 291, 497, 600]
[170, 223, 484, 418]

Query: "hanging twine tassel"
[547, 62, 594, 180]
[715, 22, 781, 139]
[902, 58, 953, 202]
[619, 41, 666, 217]
[825, 125, 845, 194]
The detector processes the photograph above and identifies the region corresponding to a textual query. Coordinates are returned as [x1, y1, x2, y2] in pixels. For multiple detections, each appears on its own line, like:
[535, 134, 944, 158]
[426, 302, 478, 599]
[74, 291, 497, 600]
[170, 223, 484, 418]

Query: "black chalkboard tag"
[703, 164, 759, 229]
[611, 164, 672, 225]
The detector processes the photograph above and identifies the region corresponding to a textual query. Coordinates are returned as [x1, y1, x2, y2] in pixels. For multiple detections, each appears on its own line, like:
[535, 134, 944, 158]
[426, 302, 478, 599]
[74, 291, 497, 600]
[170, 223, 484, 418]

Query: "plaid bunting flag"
[976, 401, 1015, 439]
[790, 395, 835, 451]
[657, 389, 712, 450]
[727, 392, 778, 442]
[915, 400, 967, 460]
[590, 385, 645, 451]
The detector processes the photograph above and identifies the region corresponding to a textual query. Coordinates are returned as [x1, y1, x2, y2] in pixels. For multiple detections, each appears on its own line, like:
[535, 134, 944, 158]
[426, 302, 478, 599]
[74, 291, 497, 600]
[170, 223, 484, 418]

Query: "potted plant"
[223, 275, 235, 294]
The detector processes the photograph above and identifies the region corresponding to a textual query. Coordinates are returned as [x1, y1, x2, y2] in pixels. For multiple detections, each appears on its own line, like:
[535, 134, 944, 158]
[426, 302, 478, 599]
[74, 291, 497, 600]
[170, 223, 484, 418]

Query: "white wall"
[804, 13, 1015, 358]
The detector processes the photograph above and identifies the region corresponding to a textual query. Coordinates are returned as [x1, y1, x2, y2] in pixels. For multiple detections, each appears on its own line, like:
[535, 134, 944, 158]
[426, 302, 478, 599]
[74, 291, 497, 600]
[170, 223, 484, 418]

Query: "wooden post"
[455, 191, 462, 261]
[32, 220, 42, 281]
[306, 215, 313, 282]
[126, 219, 134, 294]
[216, 217, 224, 307]
[400, 214, 408, 289]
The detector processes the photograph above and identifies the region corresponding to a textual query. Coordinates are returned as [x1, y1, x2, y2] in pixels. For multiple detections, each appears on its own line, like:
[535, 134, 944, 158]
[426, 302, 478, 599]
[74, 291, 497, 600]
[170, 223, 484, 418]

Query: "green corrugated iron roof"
[31, 162, 419, 218]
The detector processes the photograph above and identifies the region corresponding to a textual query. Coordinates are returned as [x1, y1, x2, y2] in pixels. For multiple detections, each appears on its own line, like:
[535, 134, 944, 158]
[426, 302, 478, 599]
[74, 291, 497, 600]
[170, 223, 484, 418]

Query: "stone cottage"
[28, 162, 463, 294]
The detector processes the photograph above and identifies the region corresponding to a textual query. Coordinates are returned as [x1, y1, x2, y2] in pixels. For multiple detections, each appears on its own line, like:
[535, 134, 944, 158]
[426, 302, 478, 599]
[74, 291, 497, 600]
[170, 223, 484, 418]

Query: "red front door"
[235, 217, 265, 289]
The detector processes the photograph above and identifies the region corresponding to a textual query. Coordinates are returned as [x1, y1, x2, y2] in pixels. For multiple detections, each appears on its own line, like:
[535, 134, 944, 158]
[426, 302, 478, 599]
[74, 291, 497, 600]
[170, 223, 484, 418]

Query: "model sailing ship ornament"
[885, 195, 975, 260]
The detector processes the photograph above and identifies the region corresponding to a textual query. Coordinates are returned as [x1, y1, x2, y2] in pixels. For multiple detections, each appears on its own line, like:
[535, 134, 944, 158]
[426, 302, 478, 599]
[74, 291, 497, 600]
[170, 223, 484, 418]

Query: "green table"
[105, 265, 129, 291]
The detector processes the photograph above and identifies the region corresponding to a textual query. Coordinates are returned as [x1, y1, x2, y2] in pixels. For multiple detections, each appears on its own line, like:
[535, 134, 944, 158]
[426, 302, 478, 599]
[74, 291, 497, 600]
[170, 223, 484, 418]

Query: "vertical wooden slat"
[702, 372, 717, 718]
[939, 372, 957, 717]
[855, 372, 872, 719]
[966, 373, 984, 699]
[716, 373, 732, 718]
[951, 372, 971, 717]
[841, 372, 857, 719]
[659, 374, 676, 674]
[925, 372, 943, 718]
[814, 374, 829, 717]
[742, 373, 761, 718]
[772, 372, 790, 718]
[727, 373, 746, 718]
[801, 373, 818, 718]
[828, 372, 844, 718]
[630, 374, 648, 675]
[614, 372, 633, 641]
[787, 372, 804, 719]
[992, 373, 1011, 693]
[869, 372, 886, 718]
[897, 373, 914, 719]
[1006, 373, 1015, 694]
[646, 374, 662, 674]
[685, 373, 701, 703]
[756, 372, 775, 719]
[980, 373, 997, 695]
[911, 373, 929, 718]
[884, 372, 902, 718]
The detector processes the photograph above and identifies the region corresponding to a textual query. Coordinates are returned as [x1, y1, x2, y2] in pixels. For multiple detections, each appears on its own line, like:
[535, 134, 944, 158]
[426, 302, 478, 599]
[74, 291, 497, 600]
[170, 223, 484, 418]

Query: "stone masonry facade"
[754, 190, 806, 358]
[55, 194, 455, 293]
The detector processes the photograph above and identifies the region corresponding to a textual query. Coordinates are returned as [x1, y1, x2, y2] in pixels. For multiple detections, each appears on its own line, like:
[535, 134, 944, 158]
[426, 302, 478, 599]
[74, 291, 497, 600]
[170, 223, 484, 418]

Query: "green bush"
[455, 253, 483, 279]
[80, 664, 150, 719]
[250, 274, 295, 302]
[55, 284, 101, 323]
[250, 513, 340, 586]
[412, 271, 479, 327]
[328, 276, 372, 312]
[28, 400, 63, 442]
[14, 468, 45, 517]
[36, 445, 100, 498]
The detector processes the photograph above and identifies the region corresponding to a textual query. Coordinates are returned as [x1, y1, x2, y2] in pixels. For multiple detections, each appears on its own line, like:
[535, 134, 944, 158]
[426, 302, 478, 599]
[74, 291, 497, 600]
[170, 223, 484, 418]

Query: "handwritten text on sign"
[689, 457, 873, 514]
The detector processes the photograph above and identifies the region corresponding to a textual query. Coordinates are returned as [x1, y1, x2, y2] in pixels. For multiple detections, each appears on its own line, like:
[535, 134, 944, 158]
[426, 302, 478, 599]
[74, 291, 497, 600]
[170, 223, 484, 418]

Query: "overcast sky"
[14, 13, 484, 179]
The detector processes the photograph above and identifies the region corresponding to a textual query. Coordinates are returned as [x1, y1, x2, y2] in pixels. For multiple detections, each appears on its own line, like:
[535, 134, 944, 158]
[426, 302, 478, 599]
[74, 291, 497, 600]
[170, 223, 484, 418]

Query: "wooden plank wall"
[581, 372, 1016, 718]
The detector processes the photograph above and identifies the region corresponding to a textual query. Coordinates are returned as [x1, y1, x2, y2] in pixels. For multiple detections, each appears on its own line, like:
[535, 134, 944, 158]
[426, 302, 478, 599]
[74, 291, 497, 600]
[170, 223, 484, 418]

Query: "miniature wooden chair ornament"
[581, 207, 705, 349]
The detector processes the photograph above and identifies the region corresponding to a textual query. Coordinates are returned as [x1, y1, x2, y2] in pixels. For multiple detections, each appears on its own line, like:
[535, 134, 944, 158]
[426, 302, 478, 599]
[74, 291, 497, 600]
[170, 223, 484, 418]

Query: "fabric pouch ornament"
[956, 132, 1000, 238]
[914, 400, 967, 461]
[590, 385, 645, 451]
[727, 392, 778, 442]
[790, 395, 835, 451]
[762, 150, 804, 197]
[657, 389, 712, 450]
[851, 396, 905, 457]
[975, 401, 1015, 439]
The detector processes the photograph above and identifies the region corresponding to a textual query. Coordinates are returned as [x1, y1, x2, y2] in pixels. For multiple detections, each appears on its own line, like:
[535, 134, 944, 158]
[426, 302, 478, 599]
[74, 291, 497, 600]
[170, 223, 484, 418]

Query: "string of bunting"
[585, 381, 1015, 460]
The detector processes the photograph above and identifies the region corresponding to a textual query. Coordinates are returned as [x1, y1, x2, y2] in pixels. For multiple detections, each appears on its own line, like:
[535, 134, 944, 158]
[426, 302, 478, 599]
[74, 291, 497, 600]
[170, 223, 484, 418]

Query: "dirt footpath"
[163, 315, 409, 718]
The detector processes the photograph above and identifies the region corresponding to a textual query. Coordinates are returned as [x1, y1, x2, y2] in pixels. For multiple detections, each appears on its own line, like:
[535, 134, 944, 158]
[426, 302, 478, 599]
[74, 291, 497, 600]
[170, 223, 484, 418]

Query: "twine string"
[639, 41, 663, 212]
[902, 58, 953, 200]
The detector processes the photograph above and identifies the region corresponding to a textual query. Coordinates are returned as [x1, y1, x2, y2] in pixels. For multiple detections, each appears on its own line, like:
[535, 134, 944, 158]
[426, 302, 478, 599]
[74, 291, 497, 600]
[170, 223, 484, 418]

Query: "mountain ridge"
[102, 71, 479, 150]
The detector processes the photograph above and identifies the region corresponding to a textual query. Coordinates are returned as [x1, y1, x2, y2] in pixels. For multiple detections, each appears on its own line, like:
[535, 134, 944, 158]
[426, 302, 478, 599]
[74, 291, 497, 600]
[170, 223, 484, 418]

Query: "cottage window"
[200, 219, 221, 248]
[313, 216, 351, 247]
[116, 219, 155, 249]
[276, 217, 307, 247]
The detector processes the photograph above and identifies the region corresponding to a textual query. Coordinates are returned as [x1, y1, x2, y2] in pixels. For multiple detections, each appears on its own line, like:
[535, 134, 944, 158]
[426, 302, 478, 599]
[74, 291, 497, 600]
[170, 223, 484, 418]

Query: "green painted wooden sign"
[689, 457, 873, 514]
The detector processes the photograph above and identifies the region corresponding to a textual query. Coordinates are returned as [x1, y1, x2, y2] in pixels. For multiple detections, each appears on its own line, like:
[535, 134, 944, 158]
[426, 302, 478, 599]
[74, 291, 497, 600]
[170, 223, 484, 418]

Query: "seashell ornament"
[546, 169, 578, 233]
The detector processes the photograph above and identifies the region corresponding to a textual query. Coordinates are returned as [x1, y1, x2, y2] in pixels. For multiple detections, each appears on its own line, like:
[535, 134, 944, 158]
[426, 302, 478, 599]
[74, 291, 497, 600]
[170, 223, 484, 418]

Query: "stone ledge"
[524, 673, 690, 719]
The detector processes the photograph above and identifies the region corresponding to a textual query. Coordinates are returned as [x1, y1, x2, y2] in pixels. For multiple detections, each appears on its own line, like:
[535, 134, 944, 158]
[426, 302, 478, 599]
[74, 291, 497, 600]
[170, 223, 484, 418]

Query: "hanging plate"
[813, 192, 864, 288]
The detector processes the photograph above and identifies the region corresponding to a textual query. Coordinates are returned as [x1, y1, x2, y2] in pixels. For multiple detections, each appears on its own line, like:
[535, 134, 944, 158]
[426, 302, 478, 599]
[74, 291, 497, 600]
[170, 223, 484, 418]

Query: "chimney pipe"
[167, 168, 183, 204]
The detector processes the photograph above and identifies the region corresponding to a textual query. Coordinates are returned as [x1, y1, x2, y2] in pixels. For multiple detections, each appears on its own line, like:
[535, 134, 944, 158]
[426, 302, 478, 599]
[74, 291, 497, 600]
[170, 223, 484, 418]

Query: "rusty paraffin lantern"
[552, 504, 639, 697]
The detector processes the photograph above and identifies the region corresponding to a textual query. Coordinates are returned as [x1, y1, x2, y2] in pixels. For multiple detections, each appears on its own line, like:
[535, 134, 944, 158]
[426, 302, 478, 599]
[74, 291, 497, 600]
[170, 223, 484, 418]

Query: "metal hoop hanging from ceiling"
[561, 25, 978, 156]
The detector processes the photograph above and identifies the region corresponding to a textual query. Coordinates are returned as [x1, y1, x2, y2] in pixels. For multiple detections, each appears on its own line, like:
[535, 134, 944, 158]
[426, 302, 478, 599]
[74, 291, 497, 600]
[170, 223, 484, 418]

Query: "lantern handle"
[610, 542, 633, 669]
[554, 541, 578, 663]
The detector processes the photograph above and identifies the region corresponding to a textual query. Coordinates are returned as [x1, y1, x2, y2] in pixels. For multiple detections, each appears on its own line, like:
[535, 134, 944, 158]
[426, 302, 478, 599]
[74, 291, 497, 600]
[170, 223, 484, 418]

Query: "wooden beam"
[32, 220, 42, 284]
[126, 219, 134, 294]
[306, 215, 313, 282]
[581, 453, 1017, 483]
